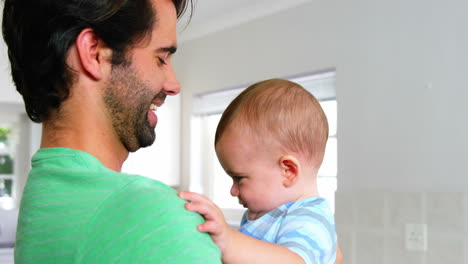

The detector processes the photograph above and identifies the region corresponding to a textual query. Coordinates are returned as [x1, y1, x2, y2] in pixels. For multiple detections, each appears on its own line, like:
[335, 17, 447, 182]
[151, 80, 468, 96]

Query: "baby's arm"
[178, 191, 305, 264]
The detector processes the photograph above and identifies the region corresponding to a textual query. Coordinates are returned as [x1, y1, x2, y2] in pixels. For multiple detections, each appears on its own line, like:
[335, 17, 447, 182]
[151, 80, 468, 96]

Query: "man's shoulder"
[78, 177, 221, 263]
[92, 174, 181, 213]
[28, 147, 175, 196]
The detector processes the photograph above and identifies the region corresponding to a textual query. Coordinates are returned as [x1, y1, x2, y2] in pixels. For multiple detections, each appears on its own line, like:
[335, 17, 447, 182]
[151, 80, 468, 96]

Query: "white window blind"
[193, 71, 336, 116]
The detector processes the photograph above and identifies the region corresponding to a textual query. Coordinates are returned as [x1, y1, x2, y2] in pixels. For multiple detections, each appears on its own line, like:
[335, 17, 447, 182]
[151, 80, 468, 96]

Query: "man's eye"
[158, 57, 167, 65]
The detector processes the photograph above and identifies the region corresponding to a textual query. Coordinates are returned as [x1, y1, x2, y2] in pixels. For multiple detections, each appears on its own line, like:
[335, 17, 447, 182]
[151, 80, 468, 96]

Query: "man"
[2, 0, 221, 263]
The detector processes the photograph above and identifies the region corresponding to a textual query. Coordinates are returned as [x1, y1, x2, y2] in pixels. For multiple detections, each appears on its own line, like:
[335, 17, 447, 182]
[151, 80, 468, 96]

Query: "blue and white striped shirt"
[239, 197, 336, 264]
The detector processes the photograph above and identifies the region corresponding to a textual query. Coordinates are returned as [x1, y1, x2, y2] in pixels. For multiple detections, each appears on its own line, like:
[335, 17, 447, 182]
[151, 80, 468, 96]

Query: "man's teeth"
[150, 104, 158, 112]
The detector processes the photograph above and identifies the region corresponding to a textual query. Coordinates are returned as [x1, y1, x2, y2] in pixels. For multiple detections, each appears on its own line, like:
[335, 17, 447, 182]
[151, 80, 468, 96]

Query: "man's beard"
[104, 61, 156, 152]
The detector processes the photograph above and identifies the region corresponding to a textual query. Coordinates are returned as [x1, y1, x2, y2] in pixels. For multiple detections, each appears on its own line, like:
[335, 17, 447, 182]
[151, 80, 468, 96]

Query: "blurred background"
[1, 0, 467, 263]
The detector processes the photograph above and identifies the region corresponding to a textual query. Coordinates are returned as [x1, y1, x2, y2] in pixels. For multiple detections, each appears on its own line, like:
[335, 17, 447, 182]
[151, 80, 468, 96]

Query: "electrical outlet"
[405, 223, 427, 252]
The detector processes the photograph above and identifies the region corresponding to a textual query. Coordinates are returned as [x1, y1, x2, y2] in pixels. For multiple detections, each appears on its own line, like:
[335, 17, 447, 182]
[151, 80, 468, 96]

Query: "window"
[0, 113, 22, 210]
[122, 96, 181, 187]
[191, 72, 337, 223]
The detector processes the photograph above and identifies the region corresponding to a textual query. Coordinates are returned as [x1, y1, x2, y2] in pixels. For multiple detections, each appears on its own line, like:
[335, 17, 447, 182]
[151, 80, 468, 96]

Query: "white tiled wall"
[335, 191, 467, 264]
[0, 248, 14, 264]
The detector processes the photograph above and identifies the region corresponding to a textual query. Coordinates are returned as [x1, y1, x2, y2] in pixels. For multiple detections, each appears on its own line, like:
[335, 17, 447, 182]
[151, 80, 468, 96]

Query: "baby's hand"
[178, 191, 234, 254]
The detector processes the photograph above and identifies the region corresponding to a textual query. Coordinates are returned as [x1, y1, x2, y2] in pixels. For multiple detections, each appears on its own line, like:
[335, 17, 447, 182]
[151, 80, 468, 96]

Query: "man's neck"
[41, 114, 128, 172]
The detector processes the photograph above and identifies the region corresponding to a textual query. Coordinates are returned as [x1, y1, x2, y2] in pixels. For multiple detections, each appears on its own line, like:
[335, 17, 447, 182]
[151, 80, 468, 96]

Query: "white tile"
[337, 230, 354, 264]
[387, 192, 423, 231]
[426, 192, 464, 233]
[465, 192, 468, 264]
[465, 192, 468, 233]
[426, 235, 464, 264]
[355, 191, 385, 229]
[355, 231, 385, 264]
[335, 191, 355, 227]
[384, 232, 424, 264]
[465, 241, 468, 264]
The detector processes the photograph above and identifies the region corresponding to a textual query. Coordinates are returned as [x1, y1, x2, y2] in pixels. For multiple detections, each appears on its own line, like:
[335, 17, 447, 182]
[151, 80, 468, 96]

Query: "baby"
[180, 78, 338, 264]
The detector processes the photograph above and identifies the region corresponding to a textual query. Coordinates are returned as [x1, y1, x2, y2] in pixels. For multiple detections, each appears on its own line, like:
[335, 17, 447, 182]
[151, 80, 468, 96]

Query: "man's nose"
[162, 63, 181, 95]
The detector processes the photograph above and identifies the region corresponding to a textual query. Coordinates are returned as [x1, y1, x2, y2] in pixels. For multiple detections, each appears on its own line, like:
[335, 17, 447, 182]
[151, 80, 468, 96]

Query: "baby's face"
[215, 126, 289, 220]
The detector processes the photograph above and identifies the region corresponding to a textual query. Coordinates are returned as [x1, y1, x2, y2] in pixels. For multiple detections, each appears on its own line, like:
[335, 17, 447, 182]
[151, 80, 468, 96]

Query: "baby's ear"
[279, 155, 301, 187]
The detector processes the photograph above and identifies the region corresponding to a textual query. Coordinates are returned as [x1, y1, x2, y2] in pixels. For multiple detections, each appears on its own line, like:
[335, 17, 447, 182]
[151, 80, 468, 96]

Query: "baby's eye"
[233, 176, 244, 182]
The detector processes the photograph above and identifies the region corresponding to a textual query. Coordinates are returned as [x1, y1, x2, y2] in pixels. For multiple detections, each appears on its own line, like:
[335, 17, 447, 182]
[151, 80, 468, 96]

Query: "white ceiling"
[178, 0, 311, 42]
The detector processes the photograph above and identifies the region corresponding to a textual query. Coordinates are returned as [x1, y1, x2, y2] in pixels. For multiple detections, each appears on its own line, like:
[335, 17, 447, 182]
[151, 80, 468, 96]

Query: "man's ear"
[279, 155, 301, 187]
[75, 28, 111, 80]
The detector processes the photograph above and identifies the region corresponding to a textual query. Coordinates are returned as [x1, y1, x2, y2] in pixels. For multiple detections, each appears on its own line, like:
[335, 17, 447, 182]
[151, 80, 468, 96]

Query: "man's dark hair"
[2, 0, 192, 122]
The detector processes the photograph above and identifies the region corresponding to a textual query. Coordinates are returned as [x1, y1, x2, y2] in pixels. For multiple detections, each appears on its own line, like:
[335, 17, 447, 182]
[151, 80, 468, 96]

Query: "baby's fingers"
[178, 191, 210, 204]
[185, 199, 216, 218]
[179, 191, 218, 218]
[198, 220, 222, 235]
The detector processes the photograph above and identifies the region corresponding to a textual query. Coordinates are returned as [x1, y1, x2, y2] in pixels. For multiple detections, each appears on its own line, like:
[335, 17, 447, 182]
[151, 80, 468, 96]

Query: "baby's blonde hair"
[215, 78, 329, 169]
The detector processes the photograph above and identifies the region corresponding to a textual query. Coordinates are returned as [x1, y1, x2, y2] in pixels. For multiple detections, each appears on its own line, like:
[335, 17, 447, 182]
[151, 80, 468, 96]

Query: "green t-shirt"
[15, 148, 221, 263]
